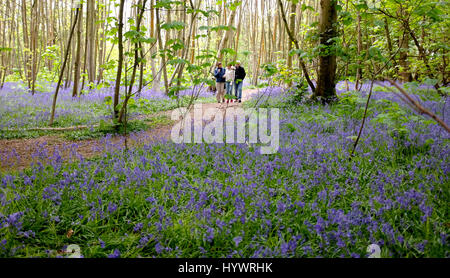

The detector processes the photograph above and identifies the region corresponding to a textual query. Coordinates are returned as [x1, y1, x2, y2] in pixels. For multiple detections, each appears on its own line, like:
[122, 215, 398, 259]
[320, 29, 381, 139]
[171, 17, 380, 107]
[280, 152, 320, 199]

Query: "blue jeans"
[225, 81, 233, 95]
[235, 81, 243, 100]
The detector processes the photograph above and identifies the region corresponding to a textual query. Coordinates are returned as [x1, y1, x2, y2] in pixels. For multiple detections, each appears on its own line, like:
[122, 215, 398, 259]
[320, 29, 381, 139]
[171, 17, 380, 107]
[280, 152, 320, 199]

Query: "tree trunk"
[73, 2, 83, 97]
[149, 0, 160, 90]
[118, 0, 148, 123]
[86, 0, 96, 83]
[384, 17, 393, 56]
[355, 12, 363, 90]
[277, 0, 316, 93]
[217, 5, 238, 62]
[156, 2, 169, 94]
[30, 1, 39, 95]
[21, 0, 32, 89]
[113, 0, 125, 120]
[233, 4, 243, 62]
[315, 0, 337, 102]
[287, 2, 296, 70]
[251, 1, 258, 85]
[49, 5, 81, 126]
[403, 20, 439, 89]
[398, 31, 412, 82]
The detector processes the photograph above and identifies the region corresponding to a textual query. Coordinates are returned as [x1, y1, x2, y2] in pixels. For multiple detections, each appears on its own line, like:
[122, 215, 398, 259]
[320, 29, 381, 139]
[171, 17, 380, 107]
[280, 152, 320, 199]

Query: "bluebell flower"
[108, 249, 120, 258]
[233, 236, 242, 247]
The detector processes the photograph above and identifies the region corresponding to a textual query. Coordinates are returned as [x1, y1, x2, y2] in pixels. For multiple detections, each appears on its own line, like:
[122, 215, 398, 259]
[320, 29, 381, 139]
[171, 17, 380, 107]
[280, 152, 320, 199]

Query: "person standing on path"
[214, 62, 226, 103]
[234, 61, 246, 103]
[224, 63, 236, 103]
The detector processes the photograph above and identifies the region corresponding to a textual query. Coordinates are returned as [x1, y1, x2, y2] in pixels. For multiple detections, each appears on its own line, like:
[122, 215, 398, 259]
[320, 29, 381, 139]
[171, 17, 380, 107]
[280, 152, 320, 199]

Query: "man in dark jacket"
[214, 62, 226, 103]
[234, 61, 246, 103]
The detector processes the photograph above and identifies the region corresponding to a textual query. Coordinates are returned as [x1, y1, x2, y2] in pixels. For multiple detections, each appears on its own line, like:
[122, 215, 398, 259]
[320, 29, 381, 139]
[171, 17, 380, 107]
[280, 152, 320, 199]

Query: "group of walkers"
[213, 61, 246, 103]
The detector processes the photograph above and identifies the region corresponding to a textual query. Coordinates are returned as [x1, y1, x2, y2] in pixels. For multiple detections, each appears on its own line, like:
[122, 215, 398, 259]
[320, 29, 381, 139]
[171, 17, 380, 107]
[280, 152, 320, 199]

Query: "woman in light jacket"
[224, 63, 236, 103]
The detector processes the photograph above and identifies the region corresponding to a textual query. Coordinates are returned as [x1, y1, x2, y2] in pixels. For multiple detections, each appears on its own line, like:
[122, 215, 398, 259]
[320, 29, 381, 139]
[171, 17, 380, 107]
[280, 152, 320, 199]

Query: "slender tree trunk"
[403, 20, 439, 89]
[217, 5, 238, 62]
[342, 0, 350, 90]
[399, 31, 412, 82]
[86, 0, 96, 83]
[156, 3, 169, 94]
[173, 2, 199, 89]
[97, 0, 108, 82]
[287, 2, 296, 70]
[113, 0, 126, 120]
[233, 4, 243, 62]
[355, 12, 363, 90]
[277, 0, 316, 93]
[384, 17, 393, 56]
[21, 0, 32, 89]
[66, 0, 76, 88]
[149, 0, 160, 89]
[252, 1, 258, 85]
[30, 1, 39, 95]
[267, 5, 273, 65]
[49, 5, 81, 126]
[190, 16, 197, 64]
[73, 2, 83, 97]
[255, 0, 266, 86]
[119, 0, 148, 123]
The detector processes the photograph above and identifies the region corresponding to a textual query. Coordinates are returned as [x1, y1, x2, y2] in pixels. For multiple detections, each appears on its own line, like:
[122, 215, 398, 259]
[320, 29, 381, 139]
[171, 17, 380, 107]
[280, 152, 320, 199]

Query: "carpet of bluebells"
[0, 81, 448, 258]
[0, 82, 215, 131]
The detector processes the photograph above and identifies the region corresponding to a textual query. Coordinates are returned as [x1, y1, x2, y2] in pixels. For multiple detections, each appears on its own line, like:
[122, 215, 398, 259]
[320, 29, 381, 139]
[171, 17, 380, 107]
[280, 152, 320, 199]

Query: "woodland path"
[0, 89, 259, 171]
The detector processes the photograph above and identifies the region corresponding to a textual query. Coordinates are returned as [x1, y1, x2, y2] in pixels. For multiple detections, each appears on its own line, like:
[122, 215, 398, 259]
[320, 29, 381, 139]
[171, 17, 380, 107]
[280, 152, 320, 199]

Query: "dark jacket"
[214, 67, 226, 83]
[235, 66, 246, 82]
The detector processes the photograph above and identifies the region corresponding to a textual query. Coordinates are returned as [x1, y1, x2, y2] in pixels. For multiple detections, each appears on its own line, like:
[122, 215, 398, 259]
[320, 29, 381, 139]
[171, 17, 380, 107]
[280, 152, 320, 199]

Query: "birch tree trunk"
[217, 5, 238, 62]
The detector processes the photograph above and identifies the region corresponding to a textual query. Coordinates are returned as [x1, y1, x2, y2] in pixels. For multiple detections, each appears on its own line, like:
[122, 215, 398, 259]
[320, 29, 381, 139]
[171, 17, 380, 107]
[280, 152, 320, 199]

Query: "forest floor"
[0, 89, 259, 172]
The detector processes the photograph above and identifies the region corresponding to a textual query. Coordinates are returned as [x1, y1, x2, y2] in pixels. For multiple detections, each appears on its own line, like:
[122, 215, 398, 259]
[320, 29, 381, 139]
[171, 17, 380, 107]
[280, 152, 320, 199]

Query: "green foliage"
[335, 90, 371, 120]
[153, 0, 183, 9]
[160, 21, 186, 31]
[289, 48, 308, 59]
[41, 45, 60, 63]
[301, 3, 315, 12]
[0, 47, 13, 52]
[224, 94, 237, 100]
[124, 30, 156, 44]
[209, 25, 237, 32]
[220, 48, 237, 56]
[372, 100, 410, 137]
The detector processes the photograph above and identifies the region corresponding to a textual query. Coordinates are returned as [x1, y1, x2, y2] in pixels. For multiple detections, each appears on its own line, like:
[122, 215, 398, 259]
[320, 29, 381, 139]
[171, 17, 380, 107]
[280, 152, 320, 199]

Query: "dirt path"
[0, 89, 259, 172]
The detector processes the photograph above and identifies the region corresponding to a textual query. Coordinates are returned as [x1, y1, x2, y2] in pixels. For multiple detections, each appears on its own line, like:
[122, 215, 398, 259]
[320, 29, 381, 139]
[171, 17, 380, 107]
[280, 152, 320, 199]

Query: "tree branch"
[387, 80, 450, 133]
[277, 0, 315, 93]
